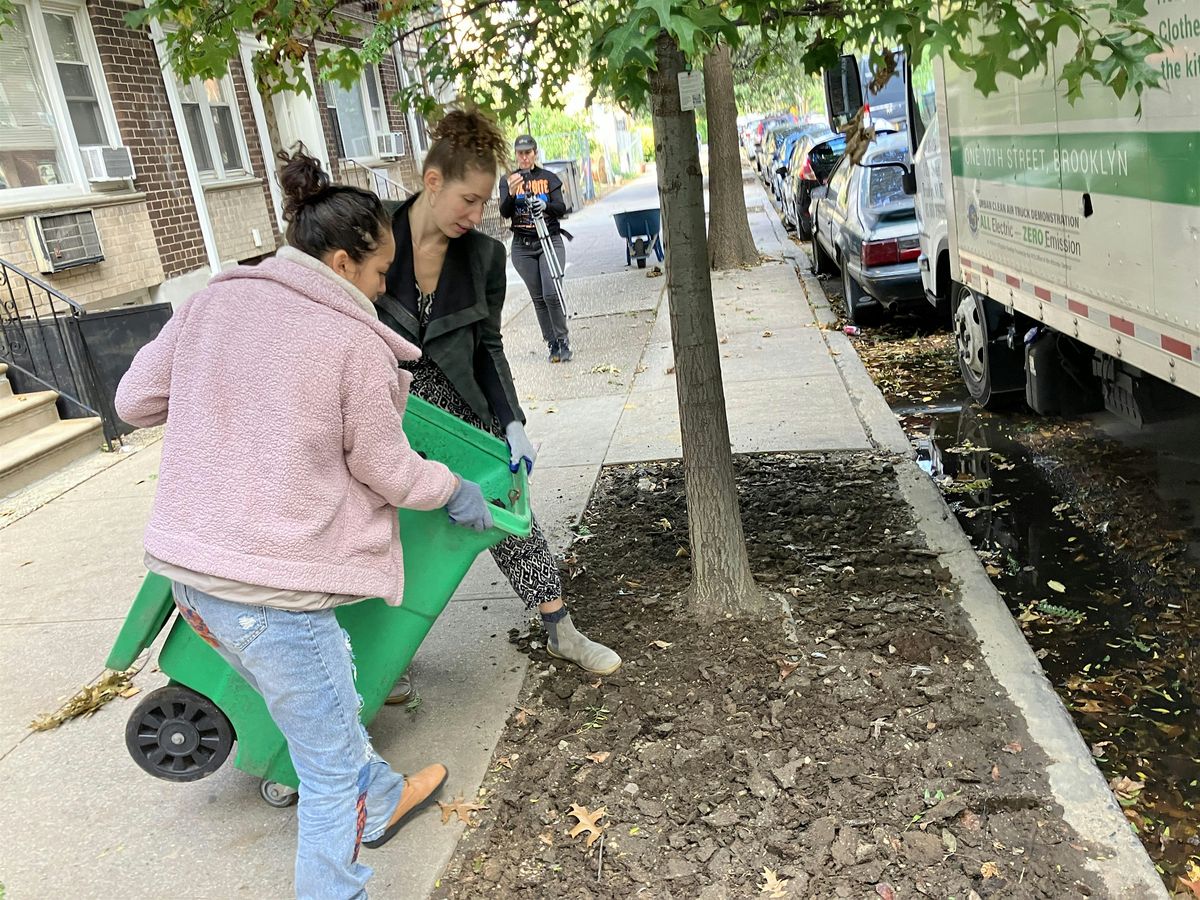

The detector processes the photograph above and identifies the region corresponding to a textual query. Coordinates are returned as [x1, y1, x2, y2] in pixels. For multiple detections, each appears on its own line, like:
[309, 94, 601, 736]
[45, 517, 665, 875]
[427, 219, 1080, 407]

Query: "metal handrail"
[0, 257, 118, 446]
[338, 158, 412, 202]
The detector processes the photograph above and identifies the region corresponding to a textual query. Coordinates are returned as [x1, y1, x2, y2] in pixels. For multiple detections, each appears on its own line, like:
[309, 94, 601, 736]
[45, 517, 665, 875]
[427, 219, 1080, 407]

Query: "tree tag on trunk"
[678, 69, 704, 111]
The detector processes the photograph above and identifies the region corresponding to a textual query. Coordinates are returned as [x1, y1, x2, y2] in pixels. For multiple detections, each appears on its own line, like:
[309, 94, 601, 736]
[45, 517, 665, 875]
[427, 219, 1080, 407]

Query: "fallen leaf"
[991, 764, 1001, 783]
[942, 829, 957, 854]
[980, 861, 1001, 879]
[1091, 740, 1114, 758]
[875, 883, 897, 900]
[566, 803, 607, 847]
[438, 797, 488, 825]
[777, 658, 801, 681]
[586, 751, 611, 764]
[650, 640, 673, 650]
[1002, 741, 1023, 754]
[665, 366, 676, 375]
[493, 755, 513, 770]
[759, 867, 789, 898]
[539, 831, 554, 847]
[1048, 579, 1066, 593]
[514, 706, 536, 727]
[762, 330, 774, 338]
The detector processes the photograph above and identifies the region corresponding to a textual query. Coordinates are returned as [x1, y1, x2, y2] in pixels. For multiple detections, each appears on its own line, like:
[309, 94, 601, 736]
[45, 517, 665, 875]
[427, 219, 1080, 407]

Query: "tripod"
[528, 201, 571, 319]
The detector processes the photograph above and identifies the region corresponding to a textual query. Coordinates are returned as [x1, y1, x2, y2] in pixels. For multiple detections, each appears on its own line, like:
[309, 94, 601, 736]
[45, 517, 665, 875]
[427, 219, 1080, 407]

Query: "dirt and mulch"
[430, 452, 1111, 899]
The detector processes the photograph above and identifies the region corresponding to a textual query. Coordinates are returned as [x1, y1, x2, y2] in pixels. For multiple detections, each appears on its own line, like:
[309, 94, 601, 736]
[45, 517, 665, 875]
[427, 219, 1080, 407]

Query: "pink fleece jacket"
[115, 251, 458, 604]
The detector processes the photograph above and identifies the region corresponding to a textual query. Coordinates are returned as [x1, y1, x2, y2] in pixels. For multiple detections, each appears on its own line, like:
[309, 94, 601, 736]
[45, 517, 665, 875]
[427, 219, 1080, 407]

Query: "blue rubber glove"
[505, 421, 537, 474]
[445, 478, 493, 532]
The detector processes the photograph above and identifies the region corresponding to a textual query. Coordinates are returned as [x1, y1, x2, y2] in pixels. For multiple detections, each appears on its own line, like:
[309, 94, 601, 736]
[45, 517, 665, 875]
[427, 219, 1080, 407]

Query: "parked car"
[757, 118, 797, 175]
[741, 116, 766, 160]
[782, 131, 847, 237]
[753, 115, 791, 172]
[770, 129, 810, 203]
[810, 132, 922, 325]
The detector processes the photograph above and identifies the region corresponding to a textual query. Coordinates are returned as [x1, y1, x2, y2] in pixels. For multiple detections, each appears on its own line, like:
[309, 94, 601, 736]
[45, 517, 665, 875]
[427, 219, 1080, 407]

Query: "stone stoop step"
[0, 363, 103, 496]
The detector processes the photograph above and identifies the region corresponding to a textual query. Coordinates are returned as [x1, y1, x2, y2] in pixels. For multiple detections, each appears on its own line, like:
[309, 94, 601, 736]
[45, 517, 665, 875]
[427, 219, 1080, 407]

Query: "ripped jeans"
[171, 583, 407, 900]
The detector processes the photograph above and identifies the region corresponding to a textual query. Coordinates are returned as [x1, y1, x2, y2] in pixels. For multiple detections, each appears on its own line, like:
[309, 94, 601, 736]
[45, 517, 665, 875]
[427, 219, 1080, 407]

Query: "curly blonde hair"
[423, 109, 509, 182]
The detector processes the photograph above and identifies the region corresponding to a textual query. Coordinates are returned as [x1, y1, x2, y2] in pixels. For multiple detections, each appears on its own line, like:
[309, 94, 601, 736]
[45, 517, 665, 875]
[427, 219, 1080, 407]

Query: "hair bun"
[278, 145, 331, 222]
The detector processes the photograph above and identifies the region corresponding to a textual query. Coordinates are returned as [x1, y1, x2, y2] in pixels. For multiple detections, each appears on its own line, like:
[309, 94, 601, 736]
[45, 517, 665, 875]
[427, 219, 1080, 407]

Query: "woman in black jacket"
[376, 112, 620, 704]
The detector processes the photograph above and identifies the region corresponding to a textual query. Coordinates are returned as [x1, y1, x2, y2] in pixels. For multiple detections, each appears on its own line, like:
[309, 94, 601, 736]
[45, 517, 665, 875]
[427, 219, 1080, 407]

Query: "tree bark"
[650, 32, 763, 621]
[703, 40, 759, 271]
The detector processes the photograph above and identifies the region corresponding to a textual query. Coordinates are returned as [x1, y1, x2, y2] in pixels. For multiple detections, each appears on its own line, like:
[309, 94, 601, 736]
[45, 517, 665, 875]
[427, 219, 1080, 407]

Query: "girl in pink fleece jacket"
[115, 150, 484, 899]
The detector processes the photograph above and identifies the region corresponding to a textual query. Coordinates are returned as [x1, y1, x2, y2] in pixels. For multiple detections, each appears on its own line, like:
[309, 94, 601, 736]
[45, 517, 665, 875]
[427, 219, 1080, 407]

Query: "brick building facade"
[0, 0, 430, 312]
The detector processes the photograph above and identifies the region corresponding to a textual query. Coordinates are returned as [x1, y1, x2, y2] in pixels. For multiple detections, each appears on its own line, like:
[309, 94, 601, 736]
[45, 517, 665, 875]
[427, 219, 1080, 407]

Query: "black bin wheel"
[125, 684, 234, 782]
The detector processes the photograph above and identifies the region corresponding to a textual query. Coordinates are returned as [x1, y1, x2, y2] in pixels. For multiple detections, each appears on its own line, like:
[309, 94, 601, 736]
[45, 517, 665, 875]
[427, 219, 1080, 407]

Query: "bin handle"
[488, 465, 532, 539]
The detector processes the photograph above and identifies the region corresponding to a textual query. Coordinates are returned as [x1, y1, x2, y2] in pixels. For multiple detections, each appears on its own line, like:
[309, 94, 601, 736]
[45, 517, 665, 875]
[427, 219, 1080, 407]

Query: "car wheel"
[796, 203, 812, 240]
[811, 234, 836, 276]
[841, 264, 879, 326]
[953, 283, 1025, 408]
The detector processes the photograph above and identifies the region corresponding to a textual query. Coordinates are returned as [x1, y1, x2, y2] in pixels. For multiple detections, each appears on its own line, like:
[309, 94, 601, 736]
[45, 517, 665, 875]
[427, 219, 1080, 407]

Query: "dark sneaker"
[557, 340, 573, 363]
[548, 340, 562, 363]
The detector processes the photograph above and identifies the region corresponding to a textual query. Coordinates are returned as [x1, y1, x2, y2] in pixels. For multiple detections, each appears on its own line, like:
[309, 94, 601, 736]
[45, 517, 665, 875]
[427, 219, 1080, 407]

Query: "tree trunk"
[650, 32, 763, 621]
[703, 40, 759, 271]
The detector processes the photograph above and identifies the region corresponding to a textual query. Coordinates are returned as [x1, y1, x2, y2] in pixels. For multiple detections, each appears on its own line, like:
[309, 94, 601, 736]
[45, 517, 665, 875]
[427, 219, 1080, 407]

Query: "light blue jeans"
[172, 583, 407, 900]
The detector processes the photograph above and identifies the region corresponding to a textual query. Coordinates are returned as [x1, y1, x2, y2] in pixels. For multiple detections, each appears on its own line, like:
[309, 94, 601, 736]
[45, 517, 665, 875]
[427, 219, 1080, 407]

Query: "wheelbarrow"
[106, 394, 531, 807]
[613, 208, 664, 269]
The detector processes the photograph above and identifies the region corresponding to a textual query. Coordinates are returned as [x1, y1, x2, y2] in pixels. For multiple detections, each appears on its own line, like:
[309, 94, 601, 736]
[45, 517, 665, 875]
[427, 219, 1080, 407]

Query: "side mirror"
[824, 54, 864, 134]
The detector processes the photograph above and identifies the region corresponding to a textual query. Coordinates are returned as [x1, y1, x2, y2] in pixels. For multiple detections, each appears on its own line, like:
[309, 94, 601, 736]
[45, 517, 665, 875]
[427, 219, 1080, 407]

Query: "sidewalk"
[0, 170, 1161, 898]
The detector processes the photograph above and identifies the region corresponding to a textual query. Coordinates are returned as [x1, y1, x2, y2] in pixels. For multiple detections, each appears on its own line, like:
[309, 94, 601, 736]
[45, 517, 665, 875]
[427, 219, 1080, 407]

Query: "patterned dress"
[403, 287, 562, 609]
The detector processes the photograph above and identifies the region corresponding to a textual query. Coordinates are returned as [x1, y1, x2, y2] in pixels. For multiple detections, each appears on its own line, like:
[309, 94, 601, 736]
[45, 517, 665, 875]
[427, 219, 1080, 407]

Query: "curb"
[799, 252, 1167, 899]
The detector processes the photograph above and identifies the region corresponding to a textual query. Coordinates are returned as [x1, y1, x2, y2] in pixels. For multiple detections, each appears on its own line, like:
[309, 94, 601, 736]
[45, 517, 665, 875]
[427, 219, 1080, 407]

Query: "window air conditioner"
[26, 210, 105, 273]
[80, 146, 136, 183]
[376, 132, 407, 158]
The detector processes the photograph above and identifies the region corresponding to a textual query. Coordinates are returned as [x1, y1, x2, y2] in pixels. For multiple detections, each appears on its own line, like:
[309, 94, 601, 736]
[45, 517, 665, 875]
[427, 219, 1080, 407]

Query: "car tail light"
[799, 155, 815, 181]
[862, 239, 898, 267]
[863, 236, 921, 267]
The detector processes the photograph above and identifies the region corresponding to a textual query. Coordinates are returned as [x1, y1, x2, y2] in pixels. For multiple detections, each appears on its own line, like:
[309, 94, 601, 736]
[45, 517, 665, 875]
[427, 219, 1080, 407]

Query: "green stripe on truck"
[949, 132, 1200, 207]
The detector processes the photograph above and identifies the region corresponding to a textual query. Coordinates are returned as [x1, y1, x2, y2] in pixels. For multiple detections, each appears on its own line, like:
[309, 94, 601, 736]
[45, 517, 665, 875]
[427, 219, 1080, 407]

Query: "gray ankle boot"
[544, 611, 621, 675]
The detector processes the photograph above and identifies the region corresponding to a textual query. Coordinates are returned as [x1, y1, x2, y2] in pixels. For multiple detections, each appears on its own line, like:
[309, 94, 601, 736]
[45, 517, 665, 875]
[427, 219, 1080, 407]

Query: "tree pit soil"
[431, 452, 1110, 899]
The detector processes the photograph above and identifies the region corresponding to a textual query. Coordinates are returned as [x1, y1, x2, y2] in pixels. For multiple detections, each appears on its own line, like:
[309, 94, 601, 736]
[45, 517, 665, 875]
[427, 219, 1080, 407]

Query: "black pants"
[512, 233, 568, 345]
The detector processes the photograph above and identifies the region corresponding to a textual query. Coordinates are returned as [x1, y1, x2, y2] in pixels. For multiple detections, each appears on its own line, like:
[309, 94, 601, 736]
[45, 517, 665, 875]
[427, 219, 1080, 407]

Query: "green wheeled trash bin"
[105, 395, 532, 806]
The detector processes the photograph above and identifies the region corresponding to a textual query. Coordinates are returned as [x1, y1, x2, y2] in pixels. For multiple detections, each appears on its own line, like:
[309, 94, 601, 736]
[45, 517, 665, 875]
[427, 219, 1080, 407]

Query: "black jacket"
[498, 165, 566, 236]
[376, 195, 524, 428]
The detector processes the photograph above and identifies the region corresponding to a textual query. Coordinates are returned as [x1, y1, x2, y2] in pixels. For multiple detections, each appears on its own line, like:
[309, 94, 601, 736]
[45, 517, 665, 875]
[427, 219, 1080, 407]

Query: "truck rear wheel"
[954, 285, 1025, 408]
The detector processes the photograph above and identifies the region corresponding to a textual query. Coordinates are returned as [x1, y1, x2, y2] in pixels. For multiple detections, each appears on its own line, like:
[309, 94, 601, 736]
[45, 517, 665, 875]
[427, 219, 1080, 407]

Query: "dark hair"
[423, 110, 509, 182]
[277, 146, 389, 262]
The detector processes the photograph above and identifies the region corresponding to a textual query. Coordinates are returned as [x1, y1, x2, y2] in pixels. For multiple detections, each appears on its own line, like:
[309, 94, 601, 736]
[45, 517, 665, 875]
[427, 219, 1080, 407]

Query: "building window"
[176, 75, 248, 179]
[0, 1, 118, 199]
[323, 64, 387, 159]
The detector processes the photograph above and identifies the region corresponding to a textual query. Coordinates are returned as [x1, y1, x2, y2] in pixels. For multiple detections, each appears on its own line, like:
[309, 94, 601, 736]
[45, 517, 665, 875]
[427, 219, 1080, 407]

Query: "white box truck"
[826, 6, 1200, 424]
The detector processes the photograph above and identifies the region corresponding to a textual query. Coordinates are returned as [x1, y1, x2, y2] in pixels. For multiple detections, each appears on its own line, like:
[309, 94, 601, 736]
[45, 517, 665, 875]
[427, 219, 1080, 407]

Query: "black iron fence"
[0, 258, 171, 446]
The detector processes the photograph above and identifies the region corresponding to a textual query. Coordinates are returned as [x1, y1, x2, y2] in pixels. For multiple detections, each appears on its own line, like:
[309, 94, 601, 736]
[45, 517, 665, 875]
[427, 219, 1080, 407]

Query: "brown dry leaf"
[514, 706, 536, 727]
[438, 797, 488, 825]
[1109, 775, 1146, 805]
[29, 668, 140, 731]
[586, 751, 611, 764]
[777, 658, 801, 681]
[875, 883, 897, 900]
[1091, 740, 1114, 758]
[566, 803, 607, 847]
[991, 764, 1001, 783]
[650, 640, 673, 650]
[493, 755, 514, 770]
[759, 867, 789, 898]
[539, 831, 555, 847]
[1002, 741, 1023, 754]
[666, 366, 676, 375]
[958, 809, 983, 832]
[980, 861, 1001, 879]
